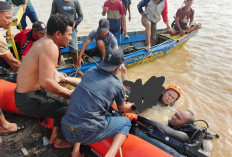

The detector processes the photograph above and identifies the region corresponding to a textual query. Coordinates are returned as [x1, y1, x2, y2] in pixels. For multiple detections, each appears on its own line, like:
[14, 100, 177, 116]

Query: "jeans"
[21, 6, 38, 30]
[69, 29, 78, 53]
[111, 30, 121, 46]
[61, 116, 131, 145]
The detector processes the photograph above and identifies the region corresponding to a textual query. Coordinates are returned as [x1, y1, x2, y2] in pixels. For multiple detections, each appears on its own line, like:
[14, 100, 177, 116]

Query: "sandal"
[0, 123, 25, 136]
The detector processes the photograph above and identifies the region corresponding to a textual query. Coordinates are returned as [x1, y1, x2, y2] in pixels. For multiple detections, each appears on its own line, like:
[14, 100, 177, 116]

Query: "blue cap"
[98, 18, 109, 32]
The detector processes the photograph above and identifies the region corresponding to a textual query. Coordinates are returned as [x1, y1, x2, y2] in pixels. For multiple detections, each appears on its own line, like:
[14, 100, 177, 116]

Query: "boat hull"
[58, 30, 198, 76]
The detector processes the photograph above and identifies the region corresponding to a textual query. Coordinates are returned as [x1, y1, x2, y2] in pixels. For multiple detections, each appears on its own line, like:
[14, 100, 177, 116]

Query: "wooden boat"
[58, 29, 199, 76]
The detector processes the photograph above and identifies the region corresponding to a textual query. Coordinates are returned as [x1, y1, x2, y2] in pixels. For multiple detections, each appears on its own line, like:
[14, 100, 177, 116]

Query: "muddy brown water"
[2, 0, 232, 156]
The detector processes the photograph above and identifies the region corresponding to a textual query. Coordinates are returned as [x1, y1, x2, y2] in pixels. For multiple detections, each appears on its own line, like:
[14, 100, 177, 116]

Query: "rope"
[67, 44, 98, 66]
[119, 147, 123, 157]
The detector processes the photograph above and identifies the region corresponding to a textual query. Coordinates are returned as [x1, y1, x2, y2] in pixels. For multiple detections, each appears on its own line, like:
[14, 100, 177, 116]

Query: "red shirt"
[176, 7, 194, 29]
[14, 29, 38, 56]
[104, 0, 126, 32]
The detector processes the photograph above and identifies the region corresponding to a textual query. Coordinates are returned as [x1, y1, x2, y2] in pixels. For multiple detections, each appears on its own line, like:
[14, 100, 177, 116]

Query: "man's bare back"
[16, 35, 72, 99]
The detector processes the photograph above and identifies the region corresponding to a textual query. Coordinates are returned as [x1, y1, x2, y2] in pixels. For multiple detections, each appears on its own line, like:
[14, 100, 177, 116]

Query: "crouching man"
[15, 14, 75, 148]
[61, 48, 134, 157]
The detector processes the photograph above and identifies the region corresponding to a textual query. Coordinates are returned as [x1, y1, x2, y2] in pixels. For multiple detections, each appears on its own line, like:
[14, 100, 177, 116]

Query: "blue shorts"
[61, 116, 131, 145]
[111, 31, 121, 46]
[69, 29, 78, 53]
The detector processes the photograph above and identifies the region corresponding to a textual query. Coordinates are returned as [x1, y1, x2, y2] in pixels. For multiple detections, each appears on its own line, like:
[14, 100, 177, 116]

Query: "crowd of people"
[0, 0, 202, 157]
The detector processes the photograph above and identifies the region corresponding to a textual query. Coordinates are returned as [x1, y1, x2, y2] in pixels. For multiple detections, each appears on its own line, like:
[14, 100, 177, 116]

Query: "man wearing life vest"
[0, 1, 22, 136]
[14, 21, 47, 59]
[15, 15, 76, 148]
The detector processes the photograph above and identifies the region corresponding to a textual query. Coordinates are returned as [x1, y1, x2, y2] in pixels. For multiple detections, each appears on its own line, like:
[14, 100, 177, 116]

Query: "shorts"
[173, 23, 195, 31]
[173, 25, 186, 31]
[61, 116, 131, 145]
[141, 17, 157, 41]
[15, 90, 68, 127]
[69, 29, 78, 53]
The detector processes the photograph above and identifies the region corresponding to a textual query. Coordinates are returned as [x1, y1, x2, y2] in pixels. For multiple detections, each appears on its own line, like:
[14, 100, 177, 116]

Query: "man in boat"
[51, 0, 83, 65]
[61, 49, 134, 157]
[6, 0, 38, 30]
[14, 21, 47, 60]
[102, 0, 129, 47]
[0, 1, 23, 136]
[121, 66, 182, 107]
[77, 18, 119, 68]
[120, 0, 132, 36]
[170, 0, 201, 36]
[125, 110, 203, 150]
[120, 0, 132, 22]
[137, 0, 171, 51]
[15, 14, 77, 148]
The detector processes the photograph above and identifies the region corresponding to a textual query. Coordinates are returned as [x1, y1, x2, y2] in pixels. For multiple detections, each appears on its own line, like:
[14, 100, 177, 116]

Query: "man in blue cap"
[61, 48, 134, 157]
[77, 18, 119, 68]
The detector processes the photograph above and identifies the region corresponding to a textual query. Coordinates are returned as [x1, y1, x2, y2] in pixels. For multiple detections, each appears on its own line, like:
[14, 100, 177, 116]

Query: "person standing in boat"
[14, 21, 47, 60]
[170, 0, 201, 36]
[0, 1, 23, 136]
[77, 18, 119, 68]
[102, 0, 129, 47]
[137, 0, 171, 51]
[61, 49, 134, 157]
[51, 0, 83, 66]
[15, 14, 76, 148]
[120, 0, 132, 22]
[6, 0, 38, 30]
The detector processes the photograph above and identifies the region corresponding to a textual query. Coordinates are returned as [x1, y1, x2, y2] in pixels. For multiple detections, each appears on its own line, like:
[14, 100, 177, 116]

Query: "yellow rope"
[119, 147, 123, 157]
[67, 43, 99, 66]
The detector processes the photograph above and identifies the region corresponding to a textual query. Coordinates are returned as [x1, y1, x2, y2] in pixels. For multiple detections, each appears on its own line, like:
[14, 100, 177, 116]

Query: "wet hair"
[0, 1, 12, 12]
[47, 14, 73, 36]
[185, 110, 195, 123]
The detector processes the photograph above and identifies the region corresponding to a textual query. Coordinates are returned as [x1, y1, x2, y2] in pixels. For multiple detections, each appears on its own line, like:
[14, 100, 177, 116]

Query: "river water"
[19, 0, 232, 156]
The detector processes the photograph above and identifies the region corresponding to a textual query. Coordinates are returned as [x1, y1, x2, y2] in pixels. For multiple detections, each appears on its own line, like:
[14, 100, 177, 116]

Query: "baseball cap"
[98, 18, 109, 32]
[32, 21, 47, 34]
[98, 48, 124, 72]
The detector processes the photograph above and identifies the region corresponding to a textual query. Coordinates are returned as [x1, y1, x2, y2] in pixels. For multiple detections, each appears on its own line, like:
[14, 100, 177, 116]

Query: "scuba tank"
[193, 120, 219, 152]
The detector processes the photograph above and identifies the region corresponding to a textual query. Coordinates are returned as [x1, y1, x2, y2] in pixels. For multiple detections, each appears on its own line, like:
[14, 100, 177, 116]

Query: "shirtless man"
[15, 14, 75, 148]
[170, 0, 201, 36]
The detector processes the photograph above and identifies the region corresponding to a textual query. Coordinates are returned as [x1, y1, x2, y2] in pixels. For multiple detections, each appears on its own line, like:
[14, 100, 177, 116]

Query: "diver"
[123, 110, 219, 157]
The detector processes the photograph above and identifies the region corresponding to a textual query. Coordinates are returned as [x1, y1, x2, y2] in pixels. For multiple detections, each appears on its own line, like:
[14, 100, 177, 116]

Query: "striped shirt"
[104, 0, 126, 33]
